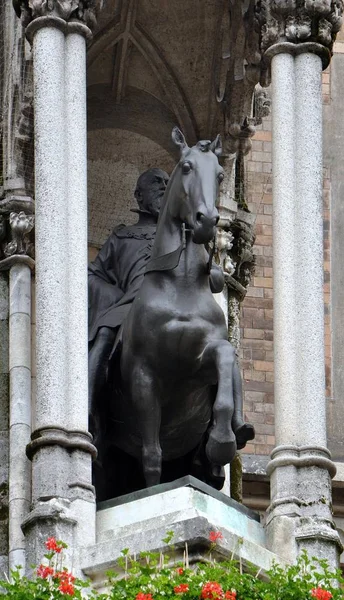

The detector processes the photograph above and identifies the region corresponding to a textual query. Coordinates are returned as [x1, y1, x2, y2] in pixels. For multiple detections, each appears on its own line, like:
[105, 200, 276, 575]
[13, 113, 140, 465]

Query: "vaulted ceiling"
[87, 0, 263, 155]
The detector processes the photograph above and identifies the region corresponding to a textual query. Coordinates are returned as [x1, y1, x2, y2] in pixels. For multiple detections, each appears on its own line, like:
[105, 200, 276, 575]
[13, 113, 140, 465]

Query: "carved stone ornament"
[213, 228, 235, 280]
[224, 119, 257, 157]
[0, 197, 35, 269]
[255, 0, 343, 54]
[5, 211, 35, 258]
[13, 0, 104, 30]
[227, 217, 256, 302]
[253, 84, 272, 126]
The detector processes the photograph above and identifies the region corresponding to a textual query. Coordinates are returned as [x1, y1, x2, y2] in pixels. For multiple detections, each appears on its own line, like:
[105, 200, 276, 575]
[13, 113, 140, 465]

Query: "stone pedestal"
[79, 477, 279, 590]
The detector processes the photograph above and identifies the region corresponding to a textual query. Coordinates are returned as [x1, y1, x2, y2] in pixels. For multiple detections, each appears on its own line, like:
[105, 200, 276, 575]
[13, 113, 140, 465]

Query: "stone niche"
[88, 129, 175, 250]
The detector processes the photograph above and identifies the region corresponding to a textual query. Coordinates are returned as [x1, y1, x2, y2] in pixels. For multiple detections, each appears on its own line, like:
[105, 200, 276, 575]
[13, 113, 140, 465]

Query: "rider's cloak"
[88, 222, 156, 342]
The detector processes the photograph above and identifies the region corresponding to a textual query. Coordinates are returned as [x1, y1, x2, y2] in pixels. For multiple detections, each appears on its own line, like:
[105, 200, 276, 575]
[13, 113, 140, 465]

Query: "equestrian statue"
[89, 128, 254, 500]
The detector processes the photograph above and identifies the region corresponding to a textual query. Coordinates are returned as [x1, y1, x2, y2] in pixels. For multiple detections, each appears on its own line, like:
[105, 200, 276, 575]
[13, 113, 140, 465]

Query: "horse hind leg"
[201, 341, 237, 466]
[130, 365, 162, 488]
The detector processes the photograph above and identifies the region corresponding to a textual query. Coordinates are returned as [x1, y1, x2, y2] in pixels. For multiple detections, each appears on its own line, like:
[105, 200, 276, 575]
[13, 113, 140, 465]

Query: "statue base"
[78, 476, 279, 590]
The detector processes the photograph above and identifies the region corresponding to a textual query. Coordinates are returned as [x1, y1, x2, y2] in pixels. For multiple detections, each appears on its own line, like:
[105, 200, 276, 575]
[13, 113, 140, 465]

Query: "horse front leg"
[200, 341, 237, 466]
[130, 364, 162, 488]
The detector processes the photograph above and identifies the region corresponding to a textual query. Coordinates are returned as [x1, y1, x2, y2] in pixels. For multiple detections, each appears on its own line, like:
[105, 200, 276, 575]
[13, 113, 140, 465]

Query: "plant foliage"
[0, 533, 343, 599]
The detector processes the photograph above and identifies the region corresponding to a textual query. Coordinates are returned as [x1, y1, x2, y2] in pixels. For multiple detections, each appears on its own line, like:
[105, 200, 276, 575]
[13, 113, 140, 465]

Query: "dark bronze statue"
[88, 168, 169, 445]
[92, 128, 254, 501]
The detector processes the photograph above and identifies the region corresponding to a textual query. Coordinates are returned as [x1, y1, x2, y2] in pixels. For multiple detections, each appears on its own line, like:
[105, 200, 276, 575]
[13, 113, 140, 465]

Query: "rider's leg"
[232, 359, 255, 449]
[200, 340, 237, 465]
[128, 362, 162, 487]
[88, 326, 116, 443]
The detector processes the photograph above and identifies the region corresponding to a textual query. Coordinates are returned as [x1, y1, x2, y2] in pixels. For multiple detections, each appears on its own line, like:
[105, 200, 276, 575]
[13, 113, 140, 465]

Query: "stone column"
[0, 197, 35, 572]
[1, 0, 35, 570]
[9, 262, 32, 571]
[0, 273, 9, 575]
[13, 0, 100, 569]
[255, 0, 343, 565]
[65, 23, 96, 550]
[213, 152, 257, 499]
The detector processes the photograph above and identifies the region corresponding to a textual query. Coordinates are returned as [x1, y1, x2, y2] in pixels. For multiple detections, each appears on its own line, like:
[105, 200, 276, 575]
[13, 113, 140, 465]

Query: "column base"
[21, 498, 77, 572]
[266, 445, 343, 566]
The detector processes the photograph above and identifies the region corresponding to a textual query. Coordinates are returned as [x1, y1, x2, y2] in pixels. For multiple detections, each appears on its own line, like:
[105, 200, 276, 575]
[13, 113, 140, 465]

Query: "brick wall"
[240, 114, 275, 457]
[241, 70, 333, 458]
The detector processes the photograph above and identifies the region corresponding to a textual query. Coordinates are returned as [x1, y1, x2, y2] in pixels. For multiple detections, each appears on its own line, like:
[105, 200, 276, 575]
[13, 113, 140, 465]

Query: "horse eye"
[218, 172, 224, 183]
[182, 162, 192, 174]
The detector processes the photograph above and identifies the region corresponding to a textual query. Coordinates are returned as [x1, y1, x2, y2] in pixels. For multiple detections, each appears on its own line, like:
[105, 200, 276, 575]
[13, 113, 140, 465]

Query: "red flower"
[45, 537, 62, 553]
[56, 571, 76, 584]
[201, 581, 224, 599]
[311, 589, 333, 600]
[176, 567, 184, 575]
[136, 594, 153, 600]
[36, 564, 54, 579]
[225, 592, 237, 600]
[174, 584, 189, 593]
[209, 531, 223, 543]
[58, 580, 75, 596]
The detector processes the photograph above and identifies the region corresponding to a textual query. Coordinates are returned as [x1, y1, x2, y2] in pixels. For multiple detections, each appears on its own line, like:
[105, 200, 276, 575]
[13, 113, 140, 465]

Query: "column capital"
[255, 0, 343, 67]
[13, 0, 102, 33]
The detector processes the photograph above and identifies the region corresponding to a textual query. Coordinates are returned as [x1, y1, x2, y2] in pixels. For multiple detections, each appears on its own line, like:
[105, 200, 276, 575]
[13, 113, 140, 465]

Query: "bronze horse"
[101, 128, 254, 498]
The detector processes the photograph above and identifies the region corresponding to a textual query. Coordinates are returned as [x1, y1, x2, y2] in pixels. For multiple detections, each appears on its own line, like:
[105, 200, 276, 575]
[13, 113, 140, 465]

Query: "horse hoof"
[235, 423, 255, 450]
[205, 431, 237, 465]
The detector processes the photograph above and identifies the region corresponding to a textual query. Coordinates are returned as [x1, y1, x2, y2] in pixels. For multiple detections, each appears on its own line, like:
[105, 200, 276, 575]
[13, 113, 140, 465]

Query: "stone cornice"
[255, 0, 343, 66]
[13, 0, 103, 33]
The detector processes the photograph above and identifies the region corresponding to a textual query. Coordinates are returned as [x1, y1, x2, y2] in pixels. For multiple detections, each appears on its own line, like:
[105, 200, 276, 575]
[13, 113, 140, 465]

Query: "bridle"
[145, 222, 217, 275]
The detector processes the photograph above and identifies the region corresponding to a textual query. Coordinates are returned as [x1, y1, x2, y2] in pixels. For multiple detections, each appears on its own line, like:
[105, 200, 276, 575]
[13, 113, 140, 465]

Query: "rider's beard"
[147, 192, 163, 218]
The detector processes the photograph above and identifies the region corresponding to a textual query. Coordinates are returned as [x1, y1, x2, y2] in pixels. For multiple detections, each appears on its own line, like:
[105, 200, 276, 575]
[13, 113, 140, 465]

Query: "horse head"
[168, 127, 224, 245]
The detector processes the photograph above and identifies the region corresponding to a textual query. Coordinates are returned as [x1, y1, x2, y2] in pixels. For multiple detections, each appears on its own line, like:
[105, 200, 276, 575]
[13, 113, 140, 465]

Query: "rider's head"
[134, 168, 169, 218]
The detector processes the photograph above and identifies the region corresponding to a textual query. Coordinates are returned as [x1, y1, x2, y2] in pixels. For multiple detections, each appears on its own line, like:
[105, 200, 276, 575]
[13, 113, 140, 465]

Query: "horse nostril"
[196, 212, 204, 223]
[215, 215, 219, 226]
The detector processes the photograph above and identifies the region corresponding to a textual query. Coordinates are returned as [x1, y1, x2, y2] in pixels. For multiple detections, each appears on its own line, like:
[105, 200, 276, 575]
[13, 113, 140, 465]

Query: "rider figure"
[88, 168, 170, 443]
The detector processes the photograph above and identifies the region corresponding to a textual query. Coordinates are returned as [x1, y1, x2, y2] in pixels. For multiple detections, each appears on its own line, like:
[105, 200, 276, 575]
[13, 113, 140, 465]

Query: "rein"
[207, 228, 217, 274]
[145, 223, 216, 275]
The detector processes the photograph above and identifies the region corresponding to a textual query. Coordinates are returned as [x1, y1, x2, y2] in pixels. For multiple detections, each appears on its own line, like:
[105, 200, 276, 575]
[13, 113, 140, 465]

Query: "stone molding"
[267, 444, 337, 478]
[13, 0, 102, 32]
[21, 498, 76, 532]
[295, 520, 343, 548]
[255, 0, 343, 66]
[26, 426, 97, 460]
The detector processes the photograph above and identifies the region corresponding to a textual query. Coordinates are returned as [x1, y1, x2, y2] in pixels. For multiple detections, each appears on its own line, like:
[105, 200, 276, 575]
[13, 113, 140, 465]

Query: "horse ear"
[172, 127, 187, 150]
[210, 134, 222, 157]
